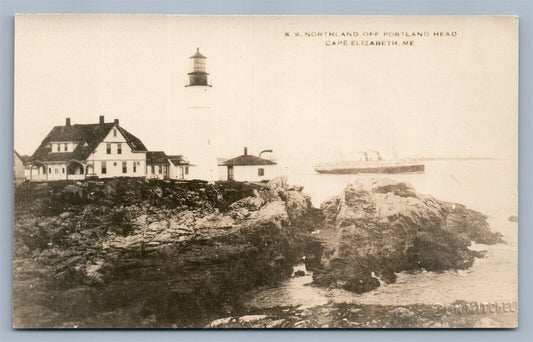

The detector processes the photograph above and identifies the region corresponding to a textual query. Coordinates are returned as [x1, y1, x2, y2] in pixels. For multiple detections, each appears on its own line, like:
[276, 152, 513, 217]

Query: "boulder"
[62, 184, 86, 203]
[207, 317, 234, 328]
[229, 196, 264, 211]
[238, 314, 269, 323]
[320, 196, 340, 225]
[266, 319, 286, 328]
[249, 201, 288, 229]
[473, 317, 501, 328]
[313, 178, 503, 293]
[391, 307, 415, 320]
[293, 270, 306, 277]
[59, 212, 71, 219]
[284, 190, 313, 221]
[267, 176, 288, 189]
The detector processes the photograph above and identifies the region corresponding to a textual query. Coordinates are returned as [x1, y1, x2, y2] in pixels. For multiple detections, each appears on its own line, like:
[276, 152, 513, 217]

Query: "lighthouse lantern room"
[186, 47, 211, 87]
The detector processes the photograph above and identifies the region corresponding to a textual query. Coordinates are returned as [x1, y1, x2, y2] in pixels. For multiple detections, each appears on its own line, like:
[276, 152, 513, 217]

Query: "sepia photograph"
[13, 14, 518, 329]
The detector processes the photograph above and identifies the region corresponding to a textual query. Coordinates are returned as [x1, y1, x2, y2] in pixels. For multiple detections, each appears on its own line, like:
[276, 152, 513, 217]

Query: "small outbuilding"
[218, 147, 278, 182]
[168, 155, 192, 180]
[14, 150, 28, 183]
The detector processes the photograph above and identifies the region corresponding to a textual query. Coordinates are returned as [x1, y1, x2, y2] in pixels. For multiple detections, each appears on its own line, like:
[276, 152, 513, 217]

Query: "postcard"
[13, 14, 518, 328]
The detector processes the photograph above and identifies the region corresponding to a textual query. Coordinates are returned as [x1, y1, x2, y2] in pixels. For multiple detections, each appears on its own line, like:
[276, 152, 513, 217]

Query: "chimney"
[114, 119, 119, 125]
[65, 117, 71, 126]
[244, 147, 248, 156]
[99, 115, 105, 124]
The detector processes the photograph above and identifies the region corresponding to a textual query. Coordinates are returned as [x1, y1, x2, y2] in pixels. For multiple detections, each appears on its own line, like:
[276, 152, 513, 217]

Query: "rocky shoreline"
[13, 177, 504, 328]
[206, 301, 518, 328]
[14, 177, 323, 328]
[313, 178, 503, 294]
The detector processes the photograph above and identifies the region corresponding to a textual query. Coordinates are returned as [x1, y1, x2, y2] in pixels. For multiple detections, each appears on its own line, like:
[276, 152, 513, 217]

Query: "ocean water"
[245, 159, 518, 308]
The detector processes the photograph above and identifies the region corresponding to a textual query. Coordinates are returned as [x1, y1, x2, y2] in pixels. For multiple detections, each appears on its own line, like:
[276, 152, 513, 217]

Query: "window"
[151, 165, 155, 174]
[113, 128, 117, 137]
[158, 165, 162, 174]
[122, 161, 127, 174]
[133, 163, 137, 173]
[101, 161, 107, 174]
[258, 168, 265, 176]
[185, 166, 189, 175]
[64, 143, 68, 152]
[106, 143, 111, 154]
[56, 144, 60, 152]
[62, 168, 65, 174]
[48, 167, 51, 174]
[117, 143, 122, 155]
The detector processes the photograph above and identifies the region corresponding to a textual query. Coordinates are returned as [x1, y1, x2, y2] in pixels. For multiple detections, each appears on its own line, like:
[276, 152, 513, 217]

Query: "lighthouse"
[182, 47, 218, 182]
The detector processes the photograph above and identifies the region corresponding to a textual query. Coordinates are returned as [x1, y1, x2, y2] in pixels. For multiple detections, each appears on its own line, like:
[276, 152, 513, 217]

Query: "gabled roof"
[117, 126, 147, 152]
[146, 151, 169, 165]
[14, 150, 29, 164]
[220, 154, 277, 166]
[29, 122, 147, 163]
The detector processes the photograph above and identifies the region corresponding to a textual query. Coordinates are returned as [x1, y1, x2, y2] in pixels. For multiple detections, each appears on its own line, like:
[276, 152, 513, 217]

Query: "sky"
[14, 15, 518, 167]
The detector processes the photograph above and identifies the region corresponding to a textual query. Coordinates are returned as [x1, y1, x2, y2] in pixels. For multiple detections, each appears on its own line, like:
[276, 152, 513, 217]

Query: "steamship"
[313, 151, 425, 174]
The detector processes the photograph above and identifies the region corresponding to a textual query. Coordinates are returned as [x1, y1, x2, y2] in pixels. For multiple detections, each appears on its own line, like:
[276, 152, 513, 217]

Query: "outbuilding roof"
[220, 154, 276, 166]
[167, 155, 189, 166]
[29, 122, 147, 163]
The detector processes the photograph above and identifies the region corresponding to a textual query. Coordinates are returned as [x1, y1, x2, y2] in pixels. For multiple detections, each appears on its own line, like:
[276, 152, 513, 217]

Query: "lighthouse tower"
[183, 48, 218, 181]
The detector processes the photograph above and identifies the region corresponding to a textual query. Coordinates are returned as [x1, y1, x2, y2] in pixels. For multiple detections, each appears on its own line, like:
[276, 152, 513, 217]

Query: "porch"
[28, 160, 91, 181]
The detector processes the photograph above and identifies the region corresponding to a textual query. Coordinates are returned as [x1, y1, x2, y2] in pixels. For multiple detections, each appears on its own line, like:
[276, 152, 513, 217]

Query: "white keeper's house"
[28, 116, 149, 181]
[27, 115, 194, 181]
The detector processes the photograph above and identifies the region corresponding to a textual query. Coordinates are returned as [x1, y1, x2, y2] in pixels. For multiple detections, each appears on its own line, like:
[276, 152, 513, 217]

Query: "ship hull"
[314, 163, 425, 174]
